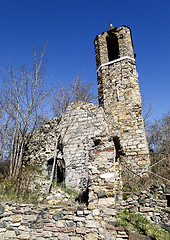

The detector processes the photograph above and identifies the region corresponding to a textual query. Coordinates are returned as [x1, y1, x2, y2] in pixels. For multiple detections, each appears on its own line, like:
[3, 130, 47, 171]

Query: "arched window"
[106, 34, 119, 61]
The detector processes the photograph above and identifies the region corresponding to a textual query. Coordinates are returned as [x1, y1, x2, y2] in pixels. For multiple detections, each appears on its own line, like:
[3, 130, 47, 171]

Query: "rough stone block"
[85, 220, 99, 228]
[102, 208, 115, 215]
[53, 212, 64, 221]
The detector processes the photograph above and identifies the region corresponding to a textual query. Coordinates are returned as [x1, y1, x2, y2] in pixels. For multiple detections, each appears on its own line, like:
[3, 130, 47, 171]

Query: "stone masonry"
[0, 184, 169, 240]
[94, 25, 149, 158]
[0, 202, 129, 240]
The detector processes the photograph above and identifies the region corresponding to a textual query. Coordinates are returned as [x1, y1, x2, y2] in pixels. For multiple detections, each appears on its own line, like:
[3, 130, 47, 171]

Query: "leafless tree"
[141, 95, 153, 129]
[52, 75, 96, 117]
[0, 41, 49, 178]
[142, 96, 170, 153]
[146, 111, 170, 153]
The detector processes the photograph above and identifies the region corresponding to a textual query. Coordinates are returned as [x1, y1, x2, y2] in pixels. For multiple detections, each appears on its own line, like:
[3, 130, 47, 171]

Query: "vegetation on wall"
[116, 211, 170, 240]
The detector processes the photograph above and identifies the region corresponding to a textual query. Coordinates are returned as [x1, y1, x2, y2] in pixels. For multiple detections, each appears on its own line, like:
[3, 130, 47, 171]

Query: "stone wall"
[0, 202, 128, 240]
[88, 134, 122, 207]
[60, 102, 109, 192]
[119, 185, 170, 233]
[24, 25, 151, 201]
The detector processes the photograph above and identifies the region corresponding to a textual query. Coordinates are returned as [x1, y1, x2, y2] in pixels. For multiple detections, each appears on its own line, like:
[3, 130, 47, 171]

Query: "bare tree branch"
[0, 41, 50, 177]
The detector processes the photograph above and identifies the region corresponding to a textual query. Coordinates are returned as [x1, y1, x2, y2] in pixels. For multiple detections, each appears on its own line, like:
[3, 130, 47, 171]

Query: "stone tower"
[94, 25, 149, 156]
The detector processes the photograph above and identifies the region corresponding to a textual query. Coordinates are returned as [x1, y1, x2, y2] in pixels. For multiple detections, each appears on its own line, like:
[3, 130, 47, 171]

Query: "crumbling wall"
[24, 116, 61, 175]
[88, 134, 122, 207]
[0, 202, 129, 240]
[24, 102, 112, 193]
[0, 186, 169, 240]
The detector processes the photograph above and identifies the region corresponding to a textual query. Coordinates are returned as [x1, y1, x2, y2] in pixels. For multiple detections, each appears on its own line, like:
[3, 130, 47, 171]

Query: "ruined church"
[24, 25, 149, 205]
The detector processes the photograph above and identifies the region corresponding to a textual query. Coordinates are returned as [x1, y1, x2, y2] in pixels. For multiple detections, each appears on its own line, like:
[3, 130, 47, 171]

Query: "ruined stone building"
[24, 25, 149, 205]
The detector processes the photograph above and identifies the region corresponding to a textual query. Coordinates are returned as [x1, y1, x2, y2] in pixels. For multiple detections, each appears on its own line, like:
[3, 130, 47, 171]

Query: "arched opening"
[106, 34, 119, 61]
[47, 158, 65, 183]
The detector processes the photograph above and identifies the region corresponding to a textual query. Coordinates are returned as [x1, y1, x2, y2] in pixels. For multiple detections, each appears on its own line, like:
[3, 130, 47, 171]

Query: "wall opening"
[47, 158, 65, 183]
[106, 34, 119, 61]
[57, 159, 65, 183]
[113, 136, 124, 161]
[47, 158, 55, 178]
[93, 138, 101, 146]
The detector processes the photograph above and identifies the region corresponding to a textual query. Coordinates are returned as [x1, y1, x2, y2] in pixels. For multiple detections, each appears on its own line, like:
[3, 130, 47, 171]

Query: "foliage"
[116, 210, 170, 240]
[142, 95, 170, 153]
[52, 75, 96, 117]
[0, 159, 9, 179]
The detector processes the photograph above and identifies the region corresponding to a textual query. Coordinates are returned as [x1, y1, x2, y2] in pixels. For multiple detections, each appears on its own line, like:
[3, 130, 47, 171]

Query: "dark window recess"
[57, 159, 65, 183]
[47, 158, 65, 183]
[113, 136, 124, 161]
[106, 34, 119, 61]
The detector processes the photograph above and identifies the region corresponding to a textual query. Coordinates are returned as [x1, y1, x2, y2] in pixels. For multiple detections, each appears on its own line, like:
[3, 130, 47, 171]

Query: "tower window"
[106, 34, 119, 61]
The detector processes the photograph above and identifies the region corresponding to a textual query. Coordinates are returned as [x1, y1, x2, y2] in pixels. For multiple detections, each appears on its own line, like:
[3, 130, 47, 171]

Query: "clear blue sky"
[0, 0, 169, 120]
